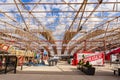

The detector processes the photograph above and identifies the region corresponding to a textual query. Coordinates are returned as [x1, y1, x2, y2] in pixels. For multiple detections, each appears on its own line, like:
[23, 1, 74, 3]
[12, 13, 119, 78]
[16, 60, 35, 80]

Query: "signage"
[83, 53, 104, 65]
[73, 52, 104, 66]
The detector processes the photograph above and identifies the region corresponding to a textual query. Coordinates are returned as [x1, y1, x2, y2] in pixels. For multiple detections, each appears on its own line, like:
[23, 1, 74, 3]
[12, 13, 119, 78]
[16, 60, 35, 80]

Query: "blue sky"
[0, 0, 120, 40]
[45, 7, 60, 30]
[0, 13, 4, 17]
[15, 14, 23, 22]
[0, 0, 120, 54]
[0, 0, 6, 2]
[21, 0, 34, 3]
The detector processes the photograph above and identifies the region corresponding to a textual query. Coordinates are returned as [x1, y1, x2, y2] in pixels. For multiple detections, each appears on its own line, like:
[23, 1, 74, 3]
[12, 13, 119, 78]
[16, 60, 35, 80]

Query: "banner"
[83, 53, 104, 65]
[72, 52, 104, 66]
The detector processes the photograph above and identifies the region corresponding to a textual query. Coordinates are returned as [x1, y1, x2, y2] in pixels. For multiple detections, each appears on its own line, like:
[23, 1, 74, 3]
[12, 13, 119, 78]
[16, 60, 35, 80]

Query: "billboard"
[72, 52, 104, 66]
[83, 53, 104, 65]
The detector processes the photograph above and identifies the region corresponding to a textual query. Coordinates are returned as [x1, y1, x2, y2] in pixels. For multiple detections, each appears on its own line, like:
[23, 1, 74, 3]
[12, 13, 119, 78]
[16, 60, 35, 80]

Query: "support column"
[84, 40, 87, 51]
[104, 40, 106, 54]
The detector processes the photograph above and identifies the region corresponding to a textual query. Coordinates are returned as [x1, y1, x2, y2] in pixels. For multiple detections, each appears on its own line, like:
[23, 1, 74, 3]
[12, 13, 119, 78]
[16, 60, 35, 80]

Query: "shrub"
[78, 59, 85, 65]
[84, 61, 92, 68]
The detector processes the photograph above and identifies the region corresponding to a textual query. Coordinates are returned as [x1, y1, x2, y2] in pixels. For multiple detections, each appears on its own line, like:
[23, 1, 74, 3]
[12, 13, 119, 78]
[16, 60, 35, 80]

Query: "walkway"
[0, 61, 119, 80]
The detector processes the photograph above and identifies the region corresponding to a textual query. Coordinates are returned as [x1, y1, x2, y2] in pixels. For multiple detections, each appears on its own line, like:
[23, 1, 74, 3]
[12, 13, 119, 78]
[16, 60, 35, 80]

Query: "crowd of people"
[23, 55, 59, 66]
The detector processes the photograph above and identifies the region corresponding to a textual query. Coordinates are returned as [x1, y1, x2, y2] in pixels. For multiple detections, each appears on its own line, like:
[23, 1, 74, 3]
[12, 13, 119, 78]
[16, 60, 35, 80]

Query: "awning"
[105, 47, 120, 60]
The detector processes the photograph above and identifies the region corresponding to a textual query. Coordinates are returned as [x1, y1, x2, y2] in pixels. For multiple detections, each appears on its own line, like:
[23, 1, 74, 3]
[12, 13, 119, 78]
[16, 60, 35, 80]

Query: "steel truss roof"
[0, 0, 120, 55]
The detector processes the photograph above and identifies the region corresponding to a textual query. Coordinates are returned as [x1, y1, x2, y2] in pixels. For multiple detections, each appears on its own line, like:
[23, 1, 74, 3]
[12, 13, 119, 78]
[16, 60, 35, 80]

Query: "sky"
[0, 0, 120, 55]
[0, 0, 120, 40]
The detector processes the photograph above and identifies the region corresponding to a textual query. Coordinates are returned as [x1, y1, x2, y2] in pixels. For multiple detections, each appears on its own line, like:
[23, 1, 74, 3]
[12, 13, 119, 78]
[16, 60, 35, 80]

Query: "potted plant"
[67, 59, 71, 64]
[77, 59, 85, 70]
[82, 61, 95, 75]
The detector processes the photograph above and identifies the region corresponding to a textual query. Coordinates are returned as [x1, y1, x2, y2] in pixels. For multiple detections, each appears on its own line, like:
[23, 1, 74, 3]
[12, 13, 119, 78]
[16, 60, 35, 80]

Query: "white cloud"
[83, 15, 103, 31]
[0, 0, 119, 41]
[53, 24, 66, 35]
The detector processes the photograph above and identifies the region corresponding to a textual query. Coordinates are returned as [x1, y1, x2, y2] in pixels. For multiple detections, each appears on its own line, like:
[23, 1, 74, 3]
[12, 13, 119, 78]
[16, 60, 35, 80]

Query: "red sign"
[72, 52, 104, 66]
[84, 53, 104, 62]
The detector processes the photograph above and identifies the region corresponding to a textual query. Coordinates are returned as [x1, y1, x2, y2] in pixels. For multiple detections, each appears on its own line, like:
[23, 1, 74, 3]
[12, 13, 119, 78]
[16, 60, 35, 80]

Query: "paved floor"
[0, 73, 119, 80]
[0, 61, 120, 80]
[17, 61, 79, 72]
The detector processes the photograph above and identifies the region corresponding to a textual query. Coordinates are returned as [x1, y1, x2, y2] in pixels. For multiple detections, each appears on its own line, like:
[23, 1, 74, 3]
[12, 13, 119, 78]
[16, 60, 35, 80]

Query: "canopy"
[105, 47, 120, 60]
[0, 0, 120, 56]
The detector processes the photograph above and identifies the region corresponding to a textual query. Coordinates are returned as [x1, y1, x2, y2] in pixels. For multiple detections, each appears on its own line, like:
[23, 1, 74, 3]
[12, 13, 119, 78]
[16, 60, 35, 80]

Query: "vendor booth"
[105, 48, 120, 76]
[72, 51, 104, 66]
[106, 47, 120, 61]
[0, 51, 17, 74]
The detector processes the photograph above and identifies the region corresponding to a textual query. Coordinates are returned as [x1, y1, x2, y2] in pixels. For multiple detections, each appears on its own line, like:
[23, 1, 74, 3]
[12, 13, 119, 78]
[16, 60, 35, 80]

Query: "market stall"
[0, 51, 17, 74]
[72, 51, 104, 66]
